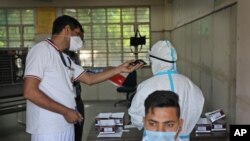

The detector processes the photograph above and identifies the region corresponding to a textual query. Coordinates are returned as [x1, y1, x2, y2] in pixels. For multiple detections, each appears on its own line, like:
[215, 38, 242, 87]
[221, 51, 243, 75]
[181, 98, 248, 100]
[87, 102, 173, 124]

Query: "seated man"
[129, 40, 204, 139]
[143, 90, 184, 141]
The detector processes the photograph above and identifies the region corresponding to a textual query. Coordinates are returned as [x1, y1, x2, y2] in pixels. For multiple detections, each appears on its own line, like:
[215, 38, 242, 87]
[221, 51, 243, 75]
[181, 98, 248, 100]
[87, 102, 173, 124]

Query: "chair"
[114, 71, 137, 107]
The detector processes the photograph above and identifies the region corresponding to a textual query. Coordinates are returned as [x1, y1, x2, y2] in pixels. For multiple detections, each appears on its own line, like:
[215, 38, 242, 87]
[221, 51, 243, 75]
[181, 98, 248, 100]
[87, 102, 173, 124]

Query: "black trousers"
[75, 95, 85, 141]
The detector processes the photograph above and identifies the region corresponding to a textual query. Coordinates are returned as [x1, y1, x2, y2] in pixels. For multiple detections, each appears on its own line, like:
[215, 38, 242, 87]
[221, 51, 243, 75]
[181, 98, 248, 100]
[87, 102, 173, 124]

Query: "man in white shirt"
[23, 15, 143, 141]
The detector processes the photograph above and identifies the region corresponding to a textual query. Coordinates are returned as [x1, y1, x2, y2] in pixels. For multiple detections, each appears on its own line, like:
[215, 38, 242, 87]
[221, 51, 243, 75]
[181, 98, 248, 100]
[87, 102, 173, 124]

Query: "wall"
[171, 0, 236, 28]
[236, 0, 250, 124]
[170, 0, 237, 124]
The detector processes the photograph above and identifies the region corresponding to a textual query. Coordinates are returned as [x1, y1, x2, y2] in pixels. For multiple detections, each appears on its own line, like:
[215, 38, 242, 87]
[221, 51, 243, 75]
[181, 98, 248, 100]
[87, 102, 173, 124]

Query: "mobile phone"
[129, 59, 147, 66]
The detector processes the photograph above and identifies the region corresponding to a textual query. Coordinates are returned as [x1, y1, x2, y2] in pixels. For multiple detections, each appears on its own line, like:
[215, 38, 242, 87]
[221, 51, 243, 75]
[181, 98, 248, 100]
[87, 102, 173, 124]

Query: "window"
[63, 7, 150, 67]
[0, 8, 34, 85]
[0, 8, 35, 48]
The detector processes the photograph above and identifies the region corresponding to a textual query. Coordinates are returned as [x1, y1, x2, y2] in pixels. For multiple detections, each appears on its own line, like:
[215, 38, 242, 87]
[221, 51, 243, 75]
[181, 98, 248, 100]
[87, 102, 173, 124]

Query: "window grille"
[63, 7, 150, 67]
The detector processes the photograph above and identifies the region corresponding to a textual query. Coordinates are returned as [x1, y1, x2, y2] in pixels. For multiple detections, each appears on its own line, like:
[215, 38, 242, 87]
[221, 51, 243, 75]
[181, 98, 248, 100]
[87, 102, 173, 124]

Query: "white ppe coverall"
[128, 40, 204, 139]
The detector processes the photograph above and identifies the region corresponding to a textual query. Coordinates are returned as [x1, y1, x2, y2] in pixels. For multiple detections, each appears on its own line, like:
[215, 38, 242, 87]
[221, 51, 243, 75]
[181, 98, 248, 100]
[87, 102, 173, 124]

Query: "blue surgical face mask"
[142, 130, 177, 141]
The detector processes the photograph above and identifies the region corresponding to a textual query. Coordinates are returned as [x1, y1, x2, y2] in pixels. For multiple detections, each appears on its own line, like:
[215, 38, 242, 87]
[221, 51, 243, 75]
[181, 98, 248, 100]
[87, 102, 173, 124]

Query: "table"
[87, 124, 229, 141]
[190, 132, 229, 141]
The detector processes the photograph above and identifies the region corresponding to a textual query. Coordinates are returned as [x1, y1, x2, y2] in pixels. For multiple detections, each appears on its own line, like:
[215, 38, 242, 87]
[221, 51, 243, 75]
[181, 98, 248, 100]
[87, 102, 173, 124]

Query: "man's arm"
[23, 77, 83, 123]
[77, 60, 142, 85]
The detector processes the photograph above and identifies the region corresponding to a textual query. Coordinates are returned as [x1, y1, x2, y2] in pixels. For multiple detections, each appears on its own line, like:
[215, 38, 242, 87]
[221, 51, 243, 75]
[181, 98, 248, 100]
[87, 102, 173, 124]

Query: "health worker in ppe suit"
[128, 40, 204, 140]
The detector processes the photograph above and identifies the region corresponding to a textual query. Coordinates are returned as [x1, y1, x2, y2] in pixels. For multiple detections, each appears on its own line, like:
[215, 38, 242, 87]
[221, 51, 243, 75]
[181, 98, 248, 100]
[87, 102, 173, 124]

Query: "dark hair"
[52, 15, 83, 35]
[144, 90, 180, 118]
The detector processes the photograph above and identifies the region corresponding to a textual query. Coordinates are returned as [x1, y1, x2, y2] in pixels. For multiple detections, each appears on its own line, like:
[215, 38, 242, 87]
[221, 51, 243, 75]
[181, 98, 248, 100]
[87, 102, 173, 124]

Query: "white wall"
[151, 4, 167, 43]
[170, 0, 237, 124]
[171, 0, 236, 28]
[236, 0, 250, 124]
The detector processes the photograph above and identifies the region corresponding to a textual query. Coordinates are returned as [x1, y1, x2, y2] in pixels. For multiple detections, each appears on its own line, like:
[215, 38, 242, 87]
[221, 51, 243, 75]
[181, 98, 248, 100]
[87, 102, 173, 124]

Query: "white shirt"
[24, 39, 85, 134]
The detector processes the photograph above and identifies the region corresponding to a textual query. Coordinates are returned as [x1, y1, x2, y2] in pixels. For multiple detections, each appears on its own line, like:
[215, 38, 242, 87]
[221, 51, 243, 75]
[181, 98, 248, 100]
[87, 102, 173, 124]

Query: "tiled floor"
[0, 101, 129, 141]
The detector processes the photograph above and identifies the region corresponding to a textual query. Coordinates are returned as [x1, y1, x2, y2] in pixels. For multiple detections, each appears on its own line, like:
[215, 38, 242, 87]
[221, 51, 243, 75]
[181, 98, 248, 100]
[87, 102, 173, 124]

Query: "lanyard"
[155, 70, 178, 92]
[58, 51, 72, 70]
[46, 39, 73, 70]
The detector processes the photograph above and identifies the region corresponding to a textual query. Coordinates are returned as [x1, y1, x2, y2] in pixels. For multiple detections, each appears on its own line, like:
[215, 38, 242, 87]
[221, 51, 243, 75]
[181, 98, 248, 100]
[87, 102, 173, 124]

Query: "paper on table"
[99, 119, 116, 126]
[197, 118, 211, 124]
[111, 112, 125, 118]
[205, 109, 225, 123]
[97, 131, 123, 138]
[124, 124, 137, 129]
[96, 113, 112, 118]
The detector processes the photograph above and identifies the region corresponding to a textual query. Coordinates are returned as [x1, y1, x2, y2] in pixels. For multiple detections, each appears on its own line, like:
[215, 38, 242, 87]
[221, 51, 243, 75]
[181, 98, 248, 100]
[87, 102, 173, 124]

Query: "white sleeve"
[70, 61, 85, 80]
[24, 45, 48, 80]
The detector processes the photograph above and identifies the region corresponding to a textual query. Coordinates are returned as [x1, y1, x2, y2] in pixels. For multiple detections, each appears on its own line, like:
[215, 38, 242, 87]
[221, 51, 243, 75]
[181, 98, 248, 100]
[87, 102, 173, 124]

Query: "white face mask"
[69, 36, 83, 51]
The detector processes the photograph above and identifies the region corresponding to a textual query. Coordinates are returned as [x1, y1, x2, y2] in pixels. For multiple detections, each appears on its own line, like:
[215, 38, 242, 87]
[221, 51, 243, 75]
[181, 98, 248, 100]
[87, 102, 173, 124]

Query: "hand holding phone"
[129, 59, 147, 66]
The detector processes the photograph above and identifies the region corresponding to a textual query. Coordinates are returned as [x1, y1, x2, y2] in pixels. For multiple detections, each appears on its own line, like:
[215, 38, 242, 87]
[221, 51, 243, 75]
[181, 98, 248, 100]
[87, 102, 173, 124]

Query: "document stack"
[205, 109, 227, 133]
[110, 112, 125, 127]
[211, 119, 227, 132]
[95, 112, 125, 136]
[195, 109, 227, 134]
[205, 109, 225, 123]
[195, 118, 212, 134]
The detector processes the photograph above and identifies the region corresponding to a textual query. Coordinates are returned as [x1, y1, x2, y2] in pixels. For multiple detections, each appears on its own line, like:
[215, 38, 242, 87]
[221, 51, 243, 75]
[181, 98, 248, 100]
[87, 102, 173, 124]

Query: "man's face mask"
[142, 130, 177, 141]
[69, 36, 83, 51]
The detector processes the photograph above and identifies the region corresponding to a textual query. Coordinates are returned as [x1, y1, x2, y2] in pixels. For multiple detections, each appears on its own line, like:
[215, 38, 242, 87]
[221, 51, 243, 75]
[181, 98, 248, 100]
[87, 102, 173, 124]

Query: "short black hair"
[52, 15, 83, 35]
[144, 90, 180, 118]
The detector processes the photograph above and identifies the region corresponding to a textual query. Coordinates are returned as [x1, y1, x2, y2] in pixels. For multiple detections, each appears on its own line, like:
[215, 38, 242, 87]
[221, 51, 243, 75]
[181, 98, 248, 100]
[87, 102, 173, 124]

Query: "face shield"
[149, 40, 177, 75]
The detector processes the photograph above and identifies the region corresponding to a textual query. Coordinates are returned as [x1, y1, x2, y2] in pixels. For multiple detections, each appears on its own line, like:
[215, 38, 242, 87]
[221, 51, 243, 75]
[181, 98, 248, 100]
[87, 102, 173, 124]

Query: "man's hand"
[77, 60, 144, 85]
[117, 60, 144, 73]
[63, 108, 84, 123]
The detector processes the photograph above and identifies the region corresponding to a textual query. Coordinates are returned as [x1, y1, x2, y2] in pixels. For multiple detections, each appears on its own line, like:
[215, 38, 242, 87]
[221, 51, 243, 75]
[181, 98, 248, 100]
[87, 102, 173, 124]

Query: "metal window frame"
[0, 8, 35, 48]
[62, 6, 151, 67]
